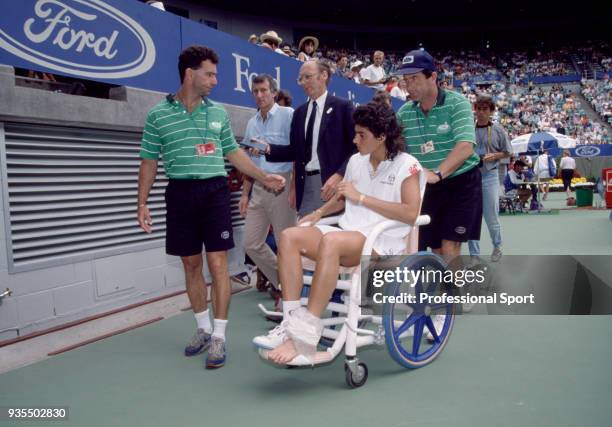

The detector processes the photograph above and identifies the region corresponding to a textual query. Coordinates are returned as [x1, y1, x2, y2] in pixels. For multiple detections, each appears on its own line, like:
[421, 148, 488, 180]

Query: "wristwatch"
[433, 169, 443, 181]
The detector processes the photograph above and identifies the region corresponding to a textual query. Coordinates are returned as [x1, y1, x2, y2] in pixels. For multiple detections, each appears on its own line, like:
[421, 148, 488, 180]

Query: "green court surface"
[466, 192, 611, 256]
[1, 192, 611, 427]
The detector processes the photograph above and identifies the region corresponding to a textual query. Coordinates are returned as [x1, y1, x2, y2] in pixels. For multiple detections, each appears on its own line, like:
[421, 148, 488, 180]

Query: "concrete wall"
[0, 65, 255, 341]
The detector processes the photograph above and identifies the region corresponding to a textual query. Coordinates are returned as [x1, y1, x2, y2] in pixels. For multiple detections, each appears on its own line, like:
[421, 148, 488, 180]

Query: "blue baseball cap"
[395, 50, 436, 76]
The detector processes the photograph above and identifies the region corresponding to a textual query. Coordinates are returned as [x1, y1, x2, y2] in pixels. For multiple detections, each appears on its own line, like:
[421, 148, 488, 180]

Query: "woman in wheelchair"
[253, 102, 423, 365]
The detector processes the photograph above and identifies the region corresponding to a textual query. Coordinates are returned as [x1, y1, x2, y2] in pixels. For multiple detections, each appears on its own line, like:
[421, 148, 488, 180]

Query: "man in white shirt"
[534, 150, 556, 200]
[361, 51, 387, 90]
[559, 150, 576, 197]
[259, 30, 286, 56]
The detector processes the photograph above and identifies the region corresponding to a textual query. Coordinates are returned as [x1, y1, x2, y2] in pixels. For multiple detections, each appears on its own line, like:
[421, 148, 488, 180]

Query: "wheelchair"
[257, 174, 456, 388]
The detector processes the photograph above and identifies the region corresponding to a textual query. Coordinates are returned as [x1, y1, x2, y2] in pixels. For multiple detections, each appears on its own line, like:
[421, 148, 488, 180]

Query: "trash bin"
[576, 187, 593, 207]
[603, 168, 612, 209]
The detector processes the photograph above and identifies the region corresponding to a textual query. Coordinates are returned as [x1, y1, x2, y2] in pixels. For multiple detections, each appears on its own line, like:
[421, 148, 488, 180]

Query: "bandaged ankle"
[282, 300, 301, 319]
[286, 307, 323, 363]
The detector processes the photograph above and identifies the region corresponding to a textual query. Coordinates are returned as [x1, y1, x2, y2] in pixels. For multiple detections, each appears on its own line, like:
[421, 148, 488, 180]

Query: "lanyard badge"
[195, 142, 216, 156]
[420, 140, 435, 154]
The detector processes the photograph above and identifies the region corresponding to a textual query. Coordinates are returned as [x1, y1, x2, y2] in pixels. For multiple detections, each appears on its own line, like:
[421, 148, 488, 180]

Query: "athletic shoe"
[252, 322, 288, 349]
[231, 271, 252, 287]
[184, 328, 211, 357]
[205, 337, 226, 369]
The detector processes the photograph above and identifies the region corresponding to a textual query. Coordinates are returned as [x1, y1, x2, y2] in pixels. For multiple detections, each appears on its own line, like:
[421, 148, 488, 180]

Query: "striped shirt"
[397, 89, 478, 178]
[140, 96, 239, 179]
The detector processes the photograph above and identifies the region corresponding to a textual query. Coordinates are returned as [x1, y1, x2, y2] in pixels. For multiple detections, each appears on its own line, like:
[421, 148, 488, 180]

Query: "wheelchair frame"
[258, 214, 456, 388]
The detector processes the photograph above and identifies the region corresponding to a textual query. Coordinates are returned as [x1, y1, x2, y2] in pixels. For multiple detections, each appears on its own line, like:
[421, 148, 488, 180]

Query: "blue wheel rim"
[382, 252, 455, 368]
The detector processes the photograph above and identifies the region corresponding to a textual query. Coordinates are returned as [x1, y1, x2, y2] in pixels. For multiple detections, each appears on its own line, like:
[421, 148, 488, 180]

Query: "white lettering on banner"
[232, 53, 282, 94]
[274, 66, 281, 88]
[24, 0, 118, 59]
[233, 53, 255, 93]
[0, 0, 156, 78]
[575, 146, 600, 157]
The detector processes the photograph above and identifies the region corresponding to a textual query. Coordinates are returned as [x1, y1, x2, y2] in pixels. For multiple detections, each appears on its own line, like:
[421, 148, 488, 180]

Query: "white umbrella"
[511, 131, 577, 154]
[510, 131, 577, 212]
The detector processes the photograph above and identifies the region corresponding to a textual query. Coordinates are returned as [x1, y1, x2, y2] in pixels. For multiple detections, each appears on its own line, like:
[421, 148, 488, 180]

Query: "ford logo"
[0, 0, 155, 79]
[575, 146, 600, 157]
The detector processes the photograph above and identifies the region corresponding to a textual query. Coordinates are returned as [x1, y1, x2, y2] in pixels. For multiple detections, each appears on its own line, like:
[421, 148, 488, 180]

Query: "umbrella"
[511, 131, 577, 154]
[510, 131, 577, 213]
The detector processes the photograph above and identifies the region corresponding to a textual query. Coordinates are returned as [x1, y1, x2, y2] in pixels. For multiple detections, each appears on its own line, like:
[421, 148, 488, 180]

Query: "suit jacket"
[266, 94, 356, 210]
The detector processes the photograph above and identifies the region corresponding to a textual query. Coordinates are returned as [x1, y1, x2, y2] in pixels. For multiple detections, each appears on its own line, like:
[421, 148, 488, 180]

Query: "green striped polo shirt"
[140, 96, 239, 179]
[397, 89, 478, 178]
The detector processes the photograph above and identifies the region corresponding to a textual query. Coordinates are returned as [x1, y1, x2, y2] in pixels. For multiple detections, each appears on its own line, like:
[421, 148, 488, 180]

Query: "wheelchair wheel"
[345, 362, 368, 388]
[382, 252, 455, 369]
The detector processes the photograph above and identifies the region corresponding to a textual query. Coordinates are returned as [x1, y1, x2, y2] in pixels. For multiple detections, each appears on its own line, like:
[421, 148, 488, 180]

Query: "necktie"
[305, 101, 317, 163]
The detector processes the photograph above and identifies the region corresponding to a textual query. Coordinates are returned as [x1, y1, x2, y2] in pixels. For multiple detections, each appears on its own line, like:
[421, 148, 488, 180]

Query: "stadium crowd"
[248, 31, 611, 145]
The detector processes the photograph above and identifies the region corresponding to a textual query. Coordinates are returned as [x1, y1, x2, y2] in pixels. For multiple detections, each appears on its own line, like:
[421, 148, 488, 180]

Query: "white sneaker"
[425, 314, 446, 342]
[252, 322, 288, 349]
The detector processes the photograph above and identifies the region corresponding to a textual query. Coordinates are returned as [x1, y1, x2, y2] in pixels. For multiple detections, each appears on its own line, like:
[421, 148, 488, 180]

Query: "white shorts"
[315, 225, 406, 256]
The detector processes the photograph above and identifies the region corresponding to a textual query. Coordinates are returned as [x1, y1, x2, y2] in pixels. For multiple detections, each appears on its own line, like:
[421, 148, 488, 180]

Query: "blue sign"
[549, 145, 612, 158]
[574, 145, 602, 158]
[0, 0, 384, 109]
[0, 0, 182, 92]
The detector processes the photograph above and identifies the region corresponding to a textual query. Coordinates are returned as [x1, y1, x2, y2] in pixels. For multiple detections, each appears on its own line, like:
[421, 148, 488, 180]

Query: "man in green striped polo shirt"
[137, 45, 285, 369]
[396, 50, 482, 264]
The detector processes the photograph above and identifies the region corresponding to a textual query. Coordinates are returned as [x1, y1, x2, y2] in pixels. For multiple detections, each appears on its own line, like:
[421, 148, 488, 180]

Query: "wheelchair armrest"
[415, 215, 430, 227]
[361, 215, 430, 256]
[361, 220, 407, 256]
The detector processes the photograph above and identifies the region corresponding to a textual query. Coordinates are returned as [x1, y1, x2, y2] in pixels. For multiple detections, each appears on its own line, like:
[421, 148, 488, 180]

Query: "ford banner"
[0, 0, 387, 109]
[550, 145, 612, 158]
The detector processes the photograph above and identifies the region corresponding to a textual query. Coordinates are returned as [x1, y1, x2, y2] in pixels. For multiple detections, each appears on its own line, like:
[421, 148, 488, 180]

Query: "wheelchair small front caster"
[344, 360, 368, 388]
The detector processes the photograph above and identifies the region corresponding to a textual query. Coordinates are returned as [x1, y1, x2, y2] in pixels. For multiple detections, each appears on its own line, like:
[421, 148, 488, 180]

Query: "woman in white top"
[559, 150, 577, 197]
[390, 78, 409, 101]
[253, 102, 422, 364]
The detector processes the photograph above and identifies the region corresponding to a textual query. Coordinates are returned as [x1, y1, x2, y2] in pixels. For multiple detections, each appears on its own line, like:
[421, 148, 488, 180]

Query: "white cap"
[350, 60, 364, 70]
[147, 1, 165, 11]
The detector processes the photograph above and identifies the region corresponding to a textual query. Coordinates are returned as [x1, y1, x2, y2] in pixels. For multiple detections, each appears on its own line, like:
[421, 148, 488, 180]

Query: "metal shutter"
[0, 122, 244, 272]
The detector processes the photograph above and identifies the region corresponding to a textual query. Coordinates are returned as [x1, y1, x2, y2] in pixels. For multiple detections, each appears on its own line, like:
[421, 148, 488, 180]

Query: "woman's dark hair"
[178, 45, 219, 83]
[372, 90, 392, 107]
[275, 90, 292, 107]
[352, 102, 404, 160]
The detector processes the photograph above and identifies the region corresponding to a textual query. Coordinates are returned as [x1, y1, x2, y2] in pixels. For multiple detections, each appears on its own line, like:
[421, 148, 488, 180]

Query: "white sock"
[282, 300, 301, 319]
[212, 319, 228, 340]
[194, 309, 212, 334]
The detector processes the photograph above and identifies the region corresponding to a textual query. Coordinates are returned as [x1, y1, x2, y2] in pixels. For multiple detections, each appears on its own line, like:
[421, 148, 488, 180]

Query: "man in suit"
[259, 59, 356, 216]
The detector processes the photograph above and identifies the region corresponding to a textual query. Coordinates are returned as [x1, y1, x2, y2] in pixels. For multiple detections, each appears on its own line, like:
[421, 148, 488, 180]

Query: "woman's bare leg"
[307, 231, 365, 317]
[269, 231, 366, 365]
[277, 226, 323, 301]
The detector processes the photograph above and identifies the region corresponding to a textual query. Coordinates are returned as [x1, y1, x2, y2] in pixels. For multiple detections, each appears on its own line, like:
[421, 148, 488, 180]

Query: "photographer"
[468, 95, 512, 262]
